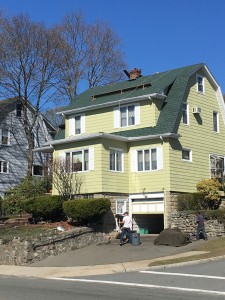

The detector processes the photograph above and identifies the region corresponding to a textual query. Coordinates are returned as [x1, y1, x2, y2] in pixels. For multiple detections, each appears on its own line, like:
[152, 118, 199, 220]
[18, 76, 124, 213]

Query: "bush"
[63, 198, 111, 224]
[177, 193, 205, 211]
[196, 178, 222, 210]
[23, 195, 64, 222]
[2, 176, 47, 216]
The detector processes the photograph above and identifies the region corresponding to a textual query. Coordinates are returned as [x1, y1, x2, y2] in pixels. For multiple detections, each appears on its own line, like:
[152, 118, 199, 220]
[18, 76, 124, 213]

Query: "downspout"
[160, 135, 167, 228]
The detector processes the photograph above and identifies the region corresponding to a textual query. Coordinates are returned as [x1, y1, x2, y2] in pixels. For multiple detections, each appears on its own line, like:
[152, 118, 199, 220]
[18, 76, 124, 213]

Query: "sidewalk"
[0, 235, 215, 279]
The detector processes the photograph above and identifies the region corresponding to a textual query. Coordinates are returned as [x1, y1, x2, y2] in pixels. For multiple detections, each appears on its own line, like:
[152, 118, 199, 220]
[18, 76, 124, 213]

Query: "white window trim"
[196, 74, 205, 94]
[131, 147, 163, 172]
[0, 128, 10, 146]
[182, 148, 192, 162]
[116, 199, 127, 215]
[182, 102, 189, 125]
[109, 147, 124, 172]
[114, 103, 140, 129]
[209, 154, 224, 180]
[68, 114, 85, 136]
[0, 161, 9, 173]
[64, 147, 94, 173]
[213, 111, 219, 133]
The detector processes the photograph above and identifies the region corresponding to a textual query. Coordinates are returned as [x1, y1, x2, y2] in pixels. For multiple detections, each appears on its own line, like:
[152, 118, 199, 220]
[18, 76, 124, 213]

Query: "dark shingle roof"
[55, 63, 205, 140]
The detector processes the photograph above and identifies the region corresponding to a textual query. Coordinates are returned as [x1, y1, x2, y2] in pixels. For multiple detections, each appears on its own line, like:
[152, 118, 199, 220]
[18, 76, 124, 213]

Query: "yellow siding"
[65, 99, 157, 138]
[128, 140, 166, 193]
[168, 72, 225, 192]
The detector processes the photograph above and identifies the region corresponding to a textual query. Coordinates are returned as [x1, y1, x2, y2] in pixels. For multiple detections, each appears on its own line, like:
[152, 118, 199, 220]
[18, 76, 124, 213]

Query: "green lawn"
[148, 237, 225, 267]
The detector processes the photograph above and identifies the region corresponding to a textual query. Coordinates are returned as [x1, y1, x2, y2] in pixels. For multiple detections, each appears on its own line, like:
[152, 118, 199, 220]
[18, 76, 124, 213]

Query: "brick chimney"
[129, 68, 141, 80]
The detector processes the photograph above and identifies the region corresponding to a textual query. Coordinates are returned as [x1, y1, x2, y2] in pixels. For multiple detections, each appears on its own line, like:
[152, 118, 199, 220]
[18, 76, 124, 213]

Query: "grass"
[148, 237, 225, 267]
[0, 225, 55, 242]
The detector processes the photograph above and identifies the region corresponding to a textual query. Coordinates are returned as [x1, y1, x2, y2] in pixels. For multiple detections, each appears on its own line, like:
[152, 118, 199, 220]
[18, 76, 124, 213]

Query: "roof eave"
[57, 93, 166, 116]
[41, 132, 180, 147]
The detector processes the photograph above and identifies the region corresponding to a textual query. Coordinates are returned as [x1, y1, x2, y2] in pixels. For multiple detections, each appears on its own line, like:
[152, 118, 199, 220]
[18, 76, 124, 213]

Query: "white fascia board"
[43, 132, 180, 147]
[57, 93, 167, 116]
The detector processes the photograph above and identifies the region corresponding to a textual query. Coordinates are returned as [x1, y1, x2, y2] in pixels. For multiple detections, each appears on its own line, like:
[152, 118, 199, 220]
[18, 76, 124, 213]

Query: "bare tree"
[55, 12, 127, 99]
[0, 14, 61, 175]
[86, 20, 126, 88]
[45, 157, 84, 200]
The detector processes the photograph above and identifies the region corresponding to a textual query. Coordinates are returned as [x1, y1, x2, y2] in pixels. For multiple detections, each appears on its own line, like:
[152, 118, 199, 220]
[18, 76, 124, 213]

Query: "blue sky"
[1, 0, 225, 93]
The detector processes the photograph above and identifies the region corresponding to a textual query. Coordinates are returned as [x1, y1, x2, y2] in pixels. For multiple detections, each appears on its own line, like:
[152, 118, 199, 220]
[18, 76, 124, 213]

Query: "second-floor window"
[68, 114, 85, 136]
[1, 129, 10, 145]
[196, 75, 204, 93]
[110, 148, 123, 172]
[131, 147, 163, 172]
[213, 111, 219, 132]
[0, 161, 8, 173]
[182, 103, 189, 125]
[114, 103, 140, 128]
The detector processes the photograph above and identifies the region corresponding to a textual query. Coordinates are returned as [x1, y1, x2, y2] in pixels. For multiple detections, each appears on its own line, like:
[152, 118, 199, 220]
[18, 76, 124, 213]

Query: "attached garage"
[130, 194, 164, 234]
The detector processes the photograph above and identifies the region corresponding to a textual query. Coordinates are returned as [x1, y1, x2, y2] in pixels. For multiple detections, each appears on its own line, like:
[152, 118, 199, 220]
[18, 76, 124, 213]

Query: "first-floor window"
[137, 148, 157, 171]
[0, 161, 8, 173]
[66, 149, 89, 172]
[33, 165, 43, 176]
[110, 149, 123, 171]
[210, 155, 224, 183]
[182, 149, 192, 161]
[116, 200, 126, 214]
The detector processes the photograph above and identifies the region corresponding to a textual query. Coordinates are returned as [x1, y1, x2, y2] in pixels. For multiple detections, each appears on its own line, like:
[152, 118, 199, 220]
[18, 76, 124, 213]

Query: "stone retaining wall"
[0, 227, 107, 266]
[169, 212, 225, 237]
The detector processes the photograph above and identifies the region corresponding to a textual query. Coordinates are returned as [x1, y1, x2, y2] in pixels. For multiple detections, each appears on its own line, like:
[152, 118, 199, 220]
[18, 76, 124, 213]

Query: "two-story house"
[41, 63, 225, 233]
[0, 98, 56, 197]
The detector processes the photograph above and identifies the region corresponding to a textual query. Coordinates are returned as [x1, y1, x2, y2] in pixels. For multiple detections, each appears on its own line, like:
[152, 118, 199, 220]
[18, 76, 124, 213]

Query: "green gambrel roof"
[55, 63, 205, 140]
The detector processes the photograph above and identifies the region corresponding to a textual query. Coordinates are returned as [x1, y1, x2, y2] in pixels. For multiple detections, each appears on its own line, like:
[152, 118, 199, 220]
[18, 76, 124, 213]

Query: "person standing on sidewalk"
[119, 211, 132, 246]
[196, 212, 208, 240]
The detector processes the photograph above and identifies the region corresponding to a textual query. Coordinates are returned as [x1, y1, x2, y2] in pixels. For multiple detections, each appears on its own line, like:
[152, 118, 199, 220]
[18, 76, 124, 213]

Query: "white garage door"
[132, 198, 164, 214]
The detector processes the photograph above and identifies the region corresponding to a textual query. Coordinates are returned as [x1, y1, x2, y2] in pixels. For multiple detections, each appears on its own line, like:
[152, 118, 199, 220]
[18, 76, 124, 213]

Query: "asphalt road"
[2, 259, 225, 299]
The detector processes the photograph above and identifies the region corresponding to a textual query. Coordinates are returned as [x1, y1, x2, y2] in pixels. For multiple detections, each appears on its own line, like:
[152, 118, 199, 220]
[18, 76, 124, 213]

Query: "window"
[66, 149, 90, 172]
[110, 149, 123, 171]
[114, 103, 140, 128]
[196, 75, 204, 93]
[16, 103, 22, 117]
[0, 161, 8, 173]
[68, 114, 85, 136]
[137, 148, 157, 171]
[75, 116, 81, 134]
[182, 103, 189, 125]
[33, 165, 43, 176]
[213, 111, 219, 132]
[210, 155, 224, 184]
[182, 149, 192, 161]
[116, 200, 126, 214]
[1, 129, 10, 145]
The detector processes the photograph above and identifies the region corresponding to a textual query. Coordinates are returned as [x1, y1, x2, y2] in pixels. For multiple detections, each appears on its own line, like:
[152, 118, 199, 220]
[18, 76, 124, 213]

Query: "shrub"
[177, 193, 205, 211]
[196, 178, 222, 209]
[23, 195, 64, 222]
[63, 198, 111, 224]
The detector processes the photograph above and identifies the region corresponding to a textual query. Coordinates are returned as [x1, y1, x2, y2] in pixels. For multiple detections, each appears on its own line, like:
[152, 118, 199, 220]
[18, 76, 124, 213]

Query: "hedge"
[23, 195, 64, 222]
[63, 198, 111, 223]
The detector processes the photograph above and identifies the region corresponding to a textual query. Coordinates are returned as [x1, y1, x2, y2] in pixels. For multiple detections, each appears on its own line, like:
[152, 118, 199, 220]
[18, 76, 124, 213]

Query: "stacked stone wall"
[0, 227, 107, 266]
[169, 212, 225, 237]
